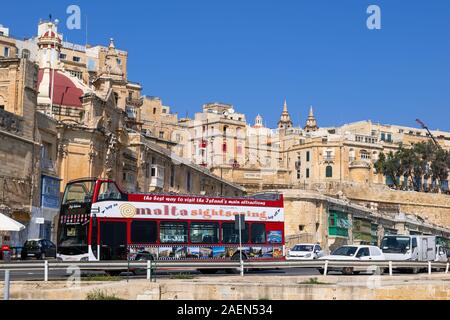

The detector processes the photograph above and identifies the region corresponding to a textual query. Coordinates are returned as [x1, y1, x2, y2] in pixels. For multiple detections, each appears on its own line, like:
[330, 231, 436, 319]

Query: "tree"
[431, 149, 450, 193]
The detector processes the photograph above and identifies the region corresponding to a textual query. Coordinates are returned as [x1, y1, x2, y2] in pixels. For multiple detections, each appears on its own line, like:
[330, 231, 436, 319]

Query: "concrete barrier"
[1, 274, 450, 300]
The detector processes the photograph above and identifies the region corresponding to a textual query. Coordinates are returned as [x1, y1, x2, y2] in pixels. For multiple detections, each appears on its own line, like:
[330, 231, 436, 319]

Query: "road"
[2, 267, 411, 281]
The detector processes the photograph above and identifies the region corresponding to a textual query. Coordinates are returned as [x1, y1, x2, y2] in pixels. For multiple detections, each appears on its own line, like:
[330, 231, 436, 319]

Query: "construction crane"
[416, 118, 441, 149]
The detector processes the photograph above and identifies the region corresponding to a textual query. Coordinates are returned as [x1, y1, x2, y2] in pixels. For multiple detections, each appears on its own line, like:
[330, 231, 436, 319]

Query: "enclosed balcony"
[150, 164, 165, 189]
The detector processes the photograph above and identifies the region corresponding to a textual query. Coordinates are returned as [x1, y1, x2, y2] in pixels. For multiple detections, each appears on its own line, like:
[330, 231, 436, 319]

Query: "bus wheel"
[226, 253, 248, 274]
[199, 269, 218, 275]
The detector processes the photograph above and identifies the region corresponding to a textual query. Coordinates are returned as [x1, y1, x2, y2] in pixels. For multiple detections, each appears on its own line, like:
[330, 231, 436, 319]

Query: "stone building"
[0, 57, 46, 246]
[0, 19, 245, 247]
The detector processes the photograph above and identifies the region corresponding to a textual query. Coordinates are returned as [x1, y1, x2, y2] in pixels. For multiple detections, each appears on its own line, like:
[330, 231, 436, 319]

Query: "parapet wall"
[339, 183, 450, 228]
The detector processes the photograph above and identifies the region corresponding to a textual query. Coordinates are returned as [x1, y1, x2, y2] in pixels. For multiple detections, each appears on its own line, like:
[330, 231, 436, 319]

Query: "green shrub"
[86, 289, 122, 300]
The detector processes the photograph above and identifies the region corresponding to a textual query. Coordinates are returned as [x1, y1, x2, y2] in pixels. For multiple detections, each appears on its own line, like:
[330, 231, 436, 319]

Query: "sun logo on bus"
[120, 204, 136, 218]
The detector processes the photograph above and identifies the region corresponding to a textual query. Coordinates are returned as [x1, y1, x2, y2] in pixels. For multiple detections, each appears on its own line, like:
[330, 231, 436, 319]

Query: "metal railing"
[1, 260, 449, 281]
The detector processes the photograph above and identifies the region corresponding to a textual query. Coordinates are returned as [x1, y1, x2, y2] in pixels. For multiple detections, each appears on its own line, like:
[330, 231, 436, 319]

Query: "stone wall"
[339, 183, 450, 228]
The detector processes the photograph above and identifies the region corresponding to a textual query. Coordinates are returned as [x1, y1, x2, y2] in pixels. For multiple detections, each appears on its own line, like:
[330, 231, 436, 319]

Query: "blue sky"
[2, 0, 450, 130]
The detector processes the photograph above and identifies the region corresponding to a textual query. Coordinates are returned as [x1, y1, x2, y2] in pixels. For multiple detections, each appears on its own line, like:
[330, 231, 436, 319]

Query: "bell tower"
[304, 106, 318, 132]
[277, 99, 293, 129]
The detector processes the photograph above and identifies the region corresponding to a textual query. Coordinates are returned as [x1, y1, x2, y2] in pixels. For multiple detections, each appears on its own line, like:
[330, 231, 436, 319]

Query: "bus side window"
[251, 224, 266, 244]
[98, 182, 123, 201]
[412, 238, 418, 249]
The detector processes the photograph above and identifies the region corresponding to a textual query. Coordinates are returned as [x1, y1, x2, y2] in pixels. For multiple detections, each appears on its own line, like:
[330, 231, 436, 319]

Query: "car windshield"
[62, 181, 95, 205]
[292, 245, 314, 252]
[332, 246, 358, 256]
[381, 236, 411, 254]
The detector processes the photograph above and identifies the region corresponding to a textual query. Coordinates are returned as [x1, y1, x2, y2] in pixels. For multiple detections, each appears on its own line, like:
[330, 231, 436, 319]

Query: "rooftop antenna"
[49, 14, 52, 22]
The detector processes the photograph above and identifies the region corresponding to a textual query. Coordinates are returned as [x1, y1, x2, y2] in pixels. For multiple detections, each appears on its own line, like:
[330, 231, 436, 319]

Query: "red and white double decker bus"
[57, 178, 285, 264]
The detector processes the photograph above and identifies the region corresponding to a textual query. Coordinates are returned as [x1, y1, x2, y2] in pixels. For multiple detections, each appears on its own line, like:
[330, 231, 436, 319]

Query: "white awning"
[0, 213, 26, 232]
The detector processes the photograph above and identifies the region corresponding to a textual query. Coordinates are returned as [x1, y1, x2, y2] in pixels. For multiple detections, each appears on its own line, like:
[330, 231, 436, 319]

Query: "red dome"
[43, 31, 56, 38]
[37, 69, 84, 108]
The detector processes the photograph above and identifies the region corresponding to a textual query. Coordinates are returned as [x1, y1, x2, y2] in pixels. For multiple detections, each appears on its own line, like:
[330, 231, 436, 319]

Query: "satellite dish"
[223, 111, 229, 116]
[229, 108, 235, 114]
[54, 19, 60, 26]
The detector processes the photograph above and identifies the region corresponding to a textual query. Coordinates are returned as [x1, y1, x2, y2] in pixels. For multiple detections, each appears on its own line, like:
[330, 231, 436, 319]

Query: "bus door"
[99, 221, 128, 261]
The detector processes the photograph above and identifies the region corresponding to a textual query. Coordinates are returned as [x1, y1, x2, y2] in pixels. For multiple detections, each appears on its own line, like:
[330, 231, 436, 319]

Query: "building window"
[73, 56, 81, 63]
[0, 105, 4, 110]
[69, 70, 83, 80]
[3, 47, 10, 57]
[170, 166, 175, 188]
[297, 170, 301, 179]
[186, 171, 191, 192]
[60, 53, 67, 60]
[326, 166, 333, 178]
[306, 151, 310, 162]
[116, 58, 122, 65]
[360, 150, 370, 160]
[145, 163, 150, 178]
[153, 107, 157, 114]
[22, 49, 30, 59]
[306, 168, 310, 179]
[159, 131, 164, 139]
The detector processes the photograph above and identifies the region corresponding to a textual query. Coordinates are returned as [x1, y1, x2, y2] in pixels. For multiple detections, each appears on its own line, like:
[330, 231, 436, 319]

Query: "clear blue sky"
[2, 0, 450, 130]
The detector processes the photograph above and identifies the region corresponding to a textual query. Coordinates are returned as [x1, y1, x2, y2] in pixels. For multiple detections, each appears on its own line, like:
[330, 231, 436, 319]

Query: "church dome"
[37, 69, 85, 108]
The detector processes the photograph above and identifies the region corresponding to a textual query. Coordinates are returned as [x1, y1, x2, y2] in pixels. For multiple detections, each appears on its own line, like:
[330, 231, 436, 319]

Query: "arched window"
[360, 150, 370, 160]
[326, 166, 333, 178]
[22, 49, 30, 59]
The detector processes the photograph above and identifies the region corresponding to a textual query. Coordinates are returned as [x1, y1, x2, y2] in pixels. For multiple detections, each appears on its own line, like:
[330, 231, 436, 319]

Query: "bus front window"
[58, 224, 89, 255]
[62, 181, 95, 205]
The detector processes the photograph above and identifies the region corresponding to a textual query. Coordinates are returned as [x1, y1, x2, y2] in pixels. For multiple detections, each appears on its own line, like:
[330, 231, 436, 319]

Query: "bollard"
[428, 261, 432, 275]
[147, 260, 151, 281]
[389, 261, 393, 276]
[240, 260, 244, 277]
[324, 261, 328, 276]
[3, 270, 10, 300]
[44, 260, 48, 282]
[446, 263, 449, 274]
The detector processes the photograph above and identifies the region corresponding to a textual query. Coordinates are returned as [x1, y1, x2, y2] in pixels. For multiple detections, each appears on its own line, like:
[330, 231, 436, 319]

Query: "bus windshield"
[381, 236, 411, 254]
[62, 181, 95, 205]
[58, 224, 89, 255]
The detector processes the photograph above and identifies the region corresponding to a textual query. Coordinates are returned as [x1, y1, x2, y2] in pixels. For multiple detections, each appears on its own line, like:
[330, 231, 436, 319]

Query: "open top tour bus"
[57, 178, 285, 263]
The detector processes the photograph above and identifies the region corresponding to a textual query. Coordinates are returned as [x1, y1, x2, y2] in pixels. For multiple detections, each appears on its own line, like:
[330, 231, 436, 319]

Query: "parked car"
[318, 245, 386, 275]
[287, 243, 324, 260]
[21, 239, 56, 260]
